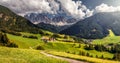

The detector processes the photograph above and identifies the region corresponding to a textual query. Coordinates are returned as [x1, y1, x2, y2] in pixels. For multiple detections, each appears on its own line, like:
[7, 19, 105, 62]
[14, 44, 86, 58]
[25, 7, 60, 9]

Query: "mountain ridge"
[60, 12, 120, 39]
[0, 5, 41, 34]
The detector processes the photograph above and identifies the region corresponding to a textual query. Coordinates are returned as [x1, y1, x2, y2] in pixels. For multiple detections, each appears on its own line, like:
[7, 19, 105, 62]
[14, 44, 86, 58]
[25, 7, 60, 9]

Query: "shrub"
[0, 33, 9, 45]
[113, 53, 120, 61]
[52, 33, 61, 38]
[28, 35, 38, 39]
[0, 32, 18, 48]
[84, 44, 94, 50]
[23, 35, 38, 39]
[39, 30, 44, 35]
[86, 53, 90, 57]
[6, 43, 18, 48]
[8, 31, 22, 36]
[101, 55, 104, 59]
[36, 45, 44, 50]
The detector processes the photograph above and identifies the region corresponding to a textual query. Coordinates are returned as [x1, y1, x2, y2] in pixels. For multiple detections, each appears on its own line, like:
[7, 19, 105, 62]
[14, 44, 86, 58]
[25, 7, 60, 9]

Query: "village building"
[41, 36, 55, 43]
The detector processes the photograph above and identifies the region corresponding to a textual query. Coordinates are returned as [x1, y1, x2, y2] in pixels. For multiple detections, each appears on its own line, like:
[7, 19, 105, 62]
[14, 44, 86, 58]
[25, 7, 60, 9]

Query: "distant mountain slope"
[36, 22, 70, 33]
[24, 13, 77, 26]
[25, 13, 76, 32]
[60, 12, 120, 39]
[0, 5, 41, 33]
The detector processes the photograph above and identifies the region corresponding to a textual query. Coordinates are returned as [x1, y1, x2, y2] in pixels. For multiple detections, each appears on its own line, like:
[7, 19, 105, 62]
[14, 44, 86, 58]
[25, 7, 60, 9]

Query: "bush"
[8, 31, 21, 36]
[28, 35, 38, 39]
[8, 31, 22, 36]
[0, 33, 9, 45]
[36, 45, 44, 50]
[0, 32, 18, 48]
[52, 33, 61, 38]
[39, 30, 44, 35]
[113, 53, 120, 61]
[84, 44, 95, 50]
[0, 29, 22, 36]
[6, 43, 18, 48]
[23, 35, 38, 39]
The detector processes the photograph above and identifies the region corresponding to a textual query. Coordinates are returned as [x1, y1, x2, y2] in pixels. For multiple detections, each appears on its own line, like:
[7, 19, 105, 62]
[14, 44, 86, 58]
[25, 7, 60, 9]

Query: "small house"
[41, 36, 55, 43]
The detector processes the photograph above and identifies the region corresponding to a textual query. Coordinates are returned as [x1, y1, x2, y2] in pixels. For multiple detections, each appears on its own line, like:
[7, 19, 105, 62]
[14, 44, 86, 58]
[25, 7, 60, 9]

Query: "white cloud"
[0, 0, 93, 19]
[95, 3, 120, 13]
[58, 0, 93, 19]
[1, 0, 120, 20]
[0, 0, 54, 15]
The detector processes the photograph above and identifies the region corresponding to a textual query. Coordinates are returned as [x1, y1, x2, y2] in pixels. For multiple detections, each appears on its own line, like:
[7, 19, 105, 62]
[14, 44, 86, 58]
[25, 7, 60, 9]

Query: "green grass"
[7, 33, 43, 48]
[6, 32, 115, 62]
[47, 51, 120, 63]
[7, 33, 114, 59]
[0, 47, 68, 63]
[92, 30, 120, 45]
[42, 42, 113, 59]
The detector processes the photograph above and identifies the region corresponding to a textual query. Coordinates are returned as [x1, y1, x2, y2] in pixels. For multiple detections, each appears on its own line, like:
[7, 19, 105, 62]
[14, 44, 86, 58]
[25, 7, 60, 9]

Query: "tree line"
[84, 44, 120, 61]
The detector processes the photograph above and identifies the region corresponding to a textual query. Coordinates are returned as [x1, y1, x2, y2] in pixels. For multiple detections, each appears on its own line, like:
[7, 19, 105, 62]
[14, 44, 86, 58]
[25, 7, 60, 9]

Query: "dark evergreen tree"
[86, 53, 90, 57]
[101, 55, 104, 59]
[96, 55, 98, 58]
[113, 53, 120, 61]
[84, 44, 94, 50]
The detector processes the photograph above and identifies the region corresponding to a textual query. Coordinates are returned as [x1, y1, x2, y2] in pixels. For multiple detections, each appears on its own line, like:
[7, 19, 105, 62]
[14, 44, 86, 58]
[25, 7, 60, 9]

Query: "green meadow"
[7, 33, 42, 48]
[0, 47, 68, 63]
[7, 33, 114, 59]
[47, 51, 119, 63]
[92, 30, 120, 45]
[1, 31, 118, 63]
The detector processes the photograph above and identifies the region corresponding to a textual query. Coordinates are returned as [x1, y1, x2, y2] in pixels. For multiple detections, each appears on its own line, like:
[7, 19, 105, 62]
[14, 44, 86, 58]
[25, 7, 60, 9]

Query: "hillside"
[25, 13, 76, 32]
[60, 12, 120, 39]
[92, 30, 120, 45]
[0, 47, 68, 63]
[36, 22, 70, 32]
[0, 5, 41, 33]
[6, 32, 120, 63]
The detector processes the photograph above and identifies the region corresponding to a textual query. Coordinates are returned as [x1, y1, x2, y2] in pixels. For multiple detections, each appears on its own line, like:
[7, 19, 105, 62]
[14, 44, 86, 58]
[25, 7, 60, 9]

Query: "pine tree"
[113, 53, 120, 61]
[101, 55, 104, 59]
[86, 53, 90, 57]
[96, 55, 98, 58]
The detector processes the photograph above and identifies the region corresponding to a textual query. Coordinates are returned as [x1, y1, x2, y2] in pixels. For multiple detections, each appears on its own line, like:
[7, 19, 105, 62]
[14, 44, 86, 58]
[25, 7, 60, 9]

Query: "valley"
[2, 31, 119, 63]
[0, 1, 120, 63]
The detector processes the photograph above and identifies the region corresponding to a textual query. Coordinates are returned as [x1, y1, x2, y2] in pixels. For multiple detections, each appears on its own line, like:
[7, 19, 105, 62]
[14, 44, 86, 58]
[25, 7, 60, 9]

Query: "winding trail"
[40, 52, 88, 63]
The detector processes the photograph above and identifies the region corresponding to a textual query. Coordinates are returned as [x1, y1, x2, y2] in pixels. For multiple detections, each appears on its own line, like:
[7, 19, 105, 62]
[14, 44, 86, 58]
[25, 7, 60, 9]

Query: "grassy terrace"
[47, 51, 119, 63]
[7, 33, 43, 48]
[92, 30, 120, 45]
[5, 32, 120, 63]
[7, 33, 114, 59]
[0, 47, 68, 63]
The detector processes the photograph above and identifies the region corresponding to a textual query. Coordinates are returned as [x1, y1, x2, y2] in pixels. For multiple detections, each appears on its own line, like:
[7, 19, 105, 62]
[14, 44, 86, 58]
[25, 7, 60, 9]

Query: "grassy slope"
[92, 30, 120, 45]
[7, 33, 43, 48]
[7, 33, 113, 59]
[0, 47, 68, 63]
[48, 51, 119, 63]
[6, 32, 119, 62]
[43, 42, 113, 59]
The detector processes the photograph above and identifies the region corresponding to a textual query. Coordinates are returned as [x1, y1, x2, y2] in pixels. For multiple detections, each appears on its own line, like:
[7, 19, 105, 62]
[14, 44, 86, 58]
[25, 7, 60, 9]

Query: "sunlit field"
[0, 47, 68, 63]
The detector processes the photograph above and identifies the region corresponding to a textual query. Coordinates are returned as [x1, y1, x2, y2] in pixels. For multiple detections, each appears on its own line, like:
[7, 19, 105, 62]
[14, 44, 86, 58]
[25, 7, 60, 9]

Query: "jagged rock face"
[24, 13, 77, 32]
[24, 13, 52, 24]
[24, 13, 78, 26]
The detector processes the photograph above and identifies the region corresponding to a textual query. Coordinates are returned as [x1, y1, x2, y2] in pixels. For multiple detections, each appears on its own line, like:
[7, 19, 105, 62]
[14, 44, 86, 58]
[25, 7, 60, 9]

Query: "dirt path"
[40, 52, 88, 63]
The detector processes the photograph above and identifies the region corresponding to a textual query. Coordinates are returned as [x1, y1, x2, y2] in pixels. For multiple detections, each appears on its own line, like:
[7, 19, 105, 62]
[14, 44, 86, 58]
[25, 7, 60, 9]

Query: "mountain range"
[25, 13, 77, 26]
[1, 5, 120, 39]
[24, 13, 77, 32]
[60, 12, 120, 39]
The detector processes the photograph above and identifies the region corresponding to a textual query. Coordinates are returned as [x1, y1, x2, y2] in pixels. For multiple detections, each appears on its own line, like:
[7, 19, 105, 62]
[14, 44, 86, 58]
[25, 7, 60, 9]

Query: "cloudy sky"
[0, 0, 120, 19]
